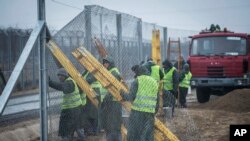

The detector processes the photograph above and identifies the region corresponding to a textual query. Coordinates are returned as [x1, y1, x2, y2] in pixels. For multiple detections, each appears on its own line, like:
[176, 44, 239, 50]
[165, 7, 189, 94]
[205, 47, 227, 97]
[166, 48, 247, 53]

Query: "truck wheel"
[196, 87, 210, 103]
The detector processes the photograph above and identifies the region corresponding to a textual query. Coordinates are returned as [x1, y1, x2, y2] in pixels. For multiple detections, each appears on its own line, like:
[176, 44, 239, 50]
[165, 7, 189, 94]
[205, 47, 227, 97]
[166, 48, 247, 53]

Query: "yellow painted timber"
[72, 46, 180, 141]
[152, 29, 164, 118]
[72, 47, 132, 111]
[72, 47, 162, 141]
[47, 40, 128, 141]
[121, 124, 128, 141]
[152, 29, 161, 65]
[154, 128, 165, 141]
[46, 40, 99, 107]
[155, 118, 179, 141]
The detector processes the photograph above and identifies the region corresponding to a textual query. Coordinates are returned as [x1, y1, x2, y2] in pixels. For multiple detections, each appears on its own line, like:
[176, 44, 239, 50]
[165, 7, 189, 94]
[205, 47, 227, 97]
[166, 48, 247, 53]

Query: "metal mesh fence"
[0, 28, 40, 141]
[0, 29, 39, 93]
[47, 5, 200, 141]
[0, 5, 200, 141]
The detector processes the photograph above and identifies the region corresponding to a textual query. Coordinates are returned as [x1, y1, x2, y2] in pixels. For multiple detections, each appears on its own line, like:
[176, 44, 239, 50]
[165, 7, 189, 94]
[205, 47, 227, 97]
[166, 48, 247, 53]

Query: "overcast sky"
[0, 0, 250, 33]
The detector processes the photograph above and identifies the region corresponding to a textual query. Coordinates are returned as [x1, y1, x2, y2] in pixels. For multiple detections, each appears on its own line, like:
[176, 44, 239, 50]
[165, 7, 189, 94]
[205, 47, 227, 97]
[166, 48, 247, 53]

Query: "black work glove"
[120, 89, 126, 100]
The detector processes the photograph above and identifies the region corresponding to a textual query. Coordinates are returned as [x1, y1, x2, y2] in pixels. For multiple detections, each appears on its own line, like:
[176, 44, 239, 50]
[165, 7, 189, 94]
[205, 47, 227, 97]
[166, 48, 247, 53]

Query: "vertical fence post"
[116, 14, 122, 69]
[38, 0, 48, 141]
[18, 35, 24, 90]
[7, 31, 11, 80]
[32, 41, 35, 88]
[100, 14, 103, 42]
[85, 5, 92, 52]
[163, 27, 168, 60]
[137, 19, 142, 63]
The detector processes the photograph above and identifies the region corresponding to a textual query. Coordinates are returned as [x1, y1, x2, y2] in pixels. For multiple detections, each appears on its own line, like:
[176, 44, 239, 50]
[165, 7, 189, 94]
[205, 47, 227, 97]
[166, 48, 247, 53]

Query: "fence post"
[163, 27, 168, 60]
[116, 14, 122, 69]
[100, 14, 103, 42]
[32, 41, 36, 88]
[85, 5, 92, 52]
[19, 35, 24, 89]
[38, 0, 48, 141]
[7, 31, 12, 80]
[137, 19, 142, 63]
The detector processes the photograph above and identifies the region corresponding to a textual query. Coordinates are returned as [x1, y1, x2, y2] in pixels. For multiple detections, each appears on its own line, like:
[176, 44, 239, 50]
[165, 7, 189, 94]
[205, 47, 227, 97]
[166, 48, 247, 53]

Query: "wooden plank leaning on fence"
[46, 40, 128, 140]
[72, 46, 180, 141]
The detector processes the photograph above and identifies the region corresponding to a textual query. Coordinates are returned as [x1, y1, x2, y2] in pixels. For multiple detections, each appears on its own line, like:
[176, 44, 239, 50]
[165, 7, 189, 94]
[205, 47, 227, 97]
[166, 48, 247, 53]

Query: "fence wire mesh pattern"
[0, 5, 200, 141]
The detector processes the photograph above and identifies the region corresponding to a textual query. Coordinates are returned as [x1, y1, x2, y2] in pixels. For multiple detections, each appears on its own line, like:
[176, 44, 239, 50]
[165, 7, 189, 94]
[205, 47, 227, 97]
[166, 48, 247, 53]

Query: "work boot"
[76, 128, 85, 141]
[183, 103, 187, 108]
[163, 106, 172, 121]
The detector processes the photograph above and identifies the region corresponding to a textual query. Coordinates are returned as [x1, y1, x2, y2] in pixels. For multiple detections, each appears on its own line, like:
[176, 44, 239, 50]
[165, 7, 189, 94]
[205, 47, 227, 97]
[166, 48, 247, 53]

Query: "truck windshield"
[191, 36, 247, 56]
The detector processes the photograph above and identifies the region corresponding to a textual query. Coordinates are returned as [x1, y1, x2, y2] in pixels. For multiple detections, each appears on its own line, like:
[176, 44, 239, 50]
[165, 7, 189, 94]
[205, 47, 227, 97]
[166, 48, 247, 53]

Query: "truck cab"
[188, 28, 250, 103]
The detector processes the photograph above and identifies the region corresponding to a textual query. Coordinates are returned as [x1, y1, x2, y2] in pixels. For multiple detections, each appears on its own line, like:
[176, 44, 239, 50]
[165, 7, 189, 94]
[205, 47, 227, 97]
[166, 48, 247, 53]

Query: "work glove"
[119, 90, 127, 101]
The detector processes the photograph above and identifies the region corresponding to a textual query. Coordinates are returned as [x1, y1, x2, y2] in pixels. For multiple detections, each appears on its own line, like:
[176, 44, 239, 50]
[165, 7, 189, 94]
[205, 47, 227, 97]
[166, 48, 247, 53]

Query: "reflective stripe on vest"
[132, 75, 158, 113]
[79, 72, 90, 106]
[151, 65, 160, 81]
[163, 67, 176, 90]
[100, 87, 108, 102]
[179, 72, 192, 88]
[62, 77, 82, 109]
[109, 67, 120, 75]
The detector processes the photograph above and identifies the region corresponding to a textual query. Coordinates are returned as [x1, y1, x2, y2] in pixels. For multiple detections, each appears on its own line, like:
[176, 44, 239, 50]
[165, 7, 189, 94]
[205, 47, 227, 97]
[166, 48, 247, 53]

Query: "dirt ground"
[0, 88, 250, 141]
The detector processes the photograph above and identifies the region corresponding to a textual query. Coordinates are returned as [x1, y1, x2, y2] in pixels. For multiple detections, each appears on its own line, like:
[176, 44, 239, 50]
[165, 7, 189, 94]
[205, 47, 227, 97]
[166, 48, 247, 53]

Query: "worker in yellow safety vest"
[49, 68, 85, 141]
[121, 65, 159, 141]
[143, 58, 164, 81]
[81, 70, 102, 136]
[101, 56, 123, 141]
[173, 55, 186, 71]
[162, 59, 178, 117]
[179, 64, 192, 108]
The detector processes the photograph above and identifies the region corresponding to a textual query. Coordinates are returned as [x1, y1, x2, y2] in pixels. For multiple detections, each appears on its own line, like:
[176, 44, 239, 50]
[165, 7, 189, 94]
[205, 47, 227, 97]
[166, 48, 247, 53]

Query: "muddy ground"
[0, 88, 250, 141]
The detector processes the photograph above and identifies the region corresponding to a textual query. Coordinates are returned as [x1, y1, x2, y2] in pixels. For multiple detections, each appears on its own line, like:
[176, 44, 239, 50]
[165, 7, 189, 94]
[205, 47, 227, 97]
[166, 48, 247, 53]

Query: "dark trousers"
[85, 89, 100, 135]
[179, 87, 188, 106]
[162, 90, 175, 107]
[84, 103, 98, 134]
[162, 90, 176, 115]
[101, 100, 122, 141]
[127, 110, 155, 141]
[59, 106, 82, 137]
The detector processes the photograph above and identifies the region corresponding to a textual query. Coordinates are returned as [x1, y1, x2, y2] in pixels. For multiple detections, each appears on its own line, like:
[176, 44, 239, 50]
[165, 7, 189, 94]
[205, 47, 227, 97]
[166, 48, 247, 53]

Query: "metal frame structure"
[0, 0, 49, 140]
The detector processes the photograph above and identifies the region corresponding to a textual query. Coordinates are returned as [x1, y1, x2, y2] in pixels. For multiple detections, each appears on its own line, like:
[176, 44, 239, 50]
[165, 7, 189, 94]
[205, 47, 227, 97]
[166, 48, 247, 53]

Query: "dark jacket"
[49, 76, 82, 137]
[101, 65, 122, 133]
[49, 77, 75, 94]
[174, 60, 186, 71]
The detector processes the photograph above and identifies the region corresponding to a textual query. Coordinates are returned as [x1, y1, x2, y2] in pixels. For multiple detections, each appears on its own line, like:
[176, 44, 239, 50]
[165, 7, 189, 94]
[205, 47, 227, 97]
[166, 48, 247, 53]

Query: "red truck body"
[188, 30, 250, 103]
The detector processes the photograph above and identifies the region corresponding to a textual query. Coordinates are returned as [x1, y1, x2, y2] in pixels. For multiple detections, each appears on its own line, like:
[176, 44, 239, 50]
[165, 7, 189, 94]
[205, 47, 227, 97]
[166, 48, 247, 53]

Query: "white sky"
[0, 0, 250, 33]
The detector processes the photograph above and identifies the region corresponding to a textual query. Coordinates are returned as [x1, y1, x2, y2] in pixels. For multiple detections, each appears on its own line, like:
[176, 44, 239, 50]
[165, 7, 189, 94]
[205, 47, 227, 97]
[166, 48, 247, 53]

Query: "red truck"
[188, 28, 250, 103]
